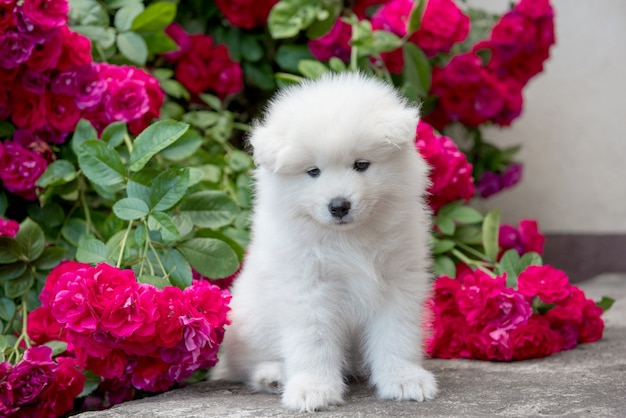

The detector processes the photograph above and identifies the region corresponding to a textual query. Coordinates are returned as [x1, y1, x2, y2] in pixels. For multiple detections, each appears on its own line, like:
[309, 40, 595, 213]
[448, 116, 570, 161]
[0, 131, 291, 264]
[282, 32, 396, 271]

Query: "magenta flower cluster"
[0, 0, 163, 201]
[27, 262, 231, 400]
[414, 121, 475, 212]
[427, 265, 605, 361]
[425, 0, 556, 129]
[0, 346, 85, 417]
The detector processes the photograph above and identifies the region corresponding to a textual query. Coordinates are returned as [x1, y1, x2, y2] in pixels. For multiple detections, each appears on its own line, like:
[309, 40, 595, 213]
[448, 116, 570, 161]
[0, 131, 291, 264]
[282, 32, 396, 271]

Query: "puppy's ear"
[248, 123, 283, 171]
[381, 106, 420, 147]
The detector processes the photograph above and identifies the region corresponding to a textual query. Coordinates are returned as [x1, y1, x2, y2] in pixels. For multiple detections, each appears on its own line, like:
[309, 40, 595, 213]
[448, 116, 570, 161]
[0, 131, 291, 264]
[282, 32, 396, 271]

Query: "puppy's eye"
[307, 167, 321, 178]
[353, 160, 370, 172]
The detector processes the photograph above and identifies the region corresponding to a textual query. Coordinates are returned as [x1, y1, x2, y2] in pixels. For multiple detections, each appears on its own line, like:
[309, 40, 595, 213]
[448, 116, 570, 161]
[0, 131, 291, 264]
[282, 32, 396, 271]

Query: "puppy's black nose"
[328, 198, 351, 218]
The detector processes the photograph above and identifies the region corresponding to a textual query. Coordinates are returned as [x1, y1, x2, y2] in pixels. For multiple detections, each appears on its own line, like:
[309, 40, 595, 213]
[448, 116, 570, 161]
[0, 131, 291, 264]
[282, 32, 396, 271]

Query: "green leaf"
[131, 1, 176, 32]
[149, 169, 189, 211]
[0, 191, 7, 215]
[407, 0, 428, 33]
[114, 2, 144, 31]
[268, 0, 318, 39]
[434, 255, 456, 278]
[242, 60, 276, 91]
[402, 42, 431, 99]
[306, 1, 342, 39]
[160, 79, 190, 100]
[44, 340, 68, 356]
[199, 94, 222, 111]
[71, 119, 98, 156]
[0, 297, 16, 321]
[117, 31, 148, 65]
[497, 249, 521, 287]
[275, 44, 315, 72]
[297, 59, 329, 79]
[482, 208, 501, 263]
[180, 191, 239, 229]
[432, 239, 456, 255]
[0, 238, 20, 264]
[182, 111, 219, 130]
[520, 252, 543, 270]
[161, 249, 192, 289]
[15, 218, 45, 261]
[36, 160, 77, 188]
[76, 238, 109, 263]
[113, 197, 149, 221]
[178, 238, 239, 279]
[69, 0, 110, 26]
[160, 129, 203, 162]
[77, 140, 127, 187]
[143, 31, 178, 54]
[436, 215, 455, 236]
[27, 202, 65, 228]
[101, 121, 128, 148]
[328, 57, 347, 72]
[61, 218, 87, 247]
[147, 211, 180, 241]
[137, 275, 170, 289]
[596, 296, 615, 312]
[228, 150, 253, 173]
[0, 263, 27, 281]
[453, 225, 483, 245]
[0, 121, 15, 139]
[79, 370, 102, 398]
[129, 120, 189, 172]
[240, 35, 264, 62]
[72, 25, 117, 49]
[33, 246, 66, 270]
[448, 206, 484, 225]
[4, 269, 34, 298]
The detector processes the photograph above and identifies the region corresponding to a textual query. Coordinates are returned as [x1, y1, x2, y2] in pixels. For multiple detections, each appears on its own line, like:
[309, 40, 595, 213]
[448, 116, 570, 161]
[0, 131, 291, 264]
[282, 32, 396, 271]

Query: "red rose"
[466, 325, 513, 361]
[57, 26, 92, 71]
[517, 265, 571, 303]
[308, 19, 352, 62]
[208, 46, 243, 99]
[27, 306, 65, 345]
[431, 276, 462, 317]
[517, 0, 554, 19]
[578, 299, 604, 343]
[40, 356, 86, 417]
[46, 92, 81, 133]
[0, 216, 19, 237]
[162, 23, 191, 63]
[410, 0, 469, 57]
[0, 1, 17, 32]
[510, 314, 563, 360]
[12, 88, 47, 130]
[22, 0, 69, 31]
[27, 28, 63, 71]
[0, 141, 48, 200]
[214, 0, 279, 29]
[175, 56, 210, 95]
[415, 121, 475, 211]
[427, 316, 470, 359]
[455, 270, 505, 327]
[86, 349, 127, 379]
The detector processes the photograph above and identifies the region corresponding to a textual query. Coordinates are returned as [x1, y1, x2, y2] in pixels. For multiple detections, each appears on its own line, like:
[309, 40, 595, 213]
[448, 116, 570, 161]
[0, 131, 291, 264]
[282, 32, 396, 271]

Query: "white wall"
[466, 0, 626, 233]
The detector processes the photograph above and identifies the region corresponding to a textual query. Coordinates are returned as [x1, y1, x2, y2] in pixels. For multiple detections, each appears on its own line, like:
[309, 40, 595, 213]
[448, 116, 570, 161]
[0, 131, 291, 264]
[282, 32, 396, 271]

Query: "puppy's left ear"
[381, 106, 420, 147]
[248, 123, 283, 171]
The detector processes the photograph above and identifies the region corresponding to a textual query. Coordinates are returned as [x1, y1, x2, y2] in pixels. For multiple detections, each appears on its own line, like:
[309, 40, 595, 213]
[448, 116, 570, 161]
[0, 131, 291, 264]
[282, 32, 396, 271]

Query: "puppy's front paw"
[282, 374, 346, 412]
[375, 365, 438, 402]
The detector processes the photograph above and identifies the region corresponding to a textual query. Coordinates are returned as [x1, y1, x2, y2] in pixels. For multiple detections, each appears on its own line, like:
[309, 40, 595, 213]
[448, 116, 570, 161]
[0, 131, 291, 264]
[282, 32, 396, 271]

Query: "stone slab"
[76, 274, 626, 418]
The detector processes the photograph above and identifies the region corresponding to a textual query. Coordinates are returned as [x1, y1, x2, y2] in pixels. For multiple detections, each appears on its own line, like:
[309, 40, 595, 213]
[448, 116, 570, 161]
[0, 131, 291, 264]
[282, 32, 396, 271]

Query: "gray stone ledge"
[76, 274, 626, 418]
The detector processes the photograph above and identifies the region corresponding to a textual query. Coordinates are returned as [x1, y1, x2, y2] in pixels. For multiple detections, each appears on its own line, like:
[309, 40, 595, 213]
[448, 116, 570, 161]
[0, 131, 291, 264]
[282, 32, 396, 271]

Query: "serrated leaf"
[36, 160, 77, 188]
[520, 252, 543, 269]
[15, 218, 45, 261]
[61, 218, 87, 247]
[199, 94, 222, 111]
[160, 129, 203, 162]
[78, 140, 127, 187]
[178, 238, 239, 279]
[180, 191, 239, 229]
[432, 239, 455, 255]
[27, 202, 65, 228]
[117, 31, 148, 65]
[482, 209, 500, 263]
[33, 246, 66, 270]
[268, 0, 318, 39]
[69, 0, 109, 26]
[147, 212, 179, 241]
[498, 249, 521, 287]
[129, 120, 189, 172]
[0, 297, 16, 321]
[113, 197, 149, 221]
[448, 206, 484, 225]
[182, 111, 219, 130]
[0, 263, 27, 281]
[137, 275, 170, 289]
[0, 238, 21, 264]
[161, 249, 192, 289]
[453, 225, 483, 245]
[76, 238, 109, 263]
[100, 121, 128, 148]
[43, 340, 68, 356]
[131, 1, 176, 32]
[275, 44, 315, 72]
[114, 2, 144, 31]
[436, 215, 455, 236]
[4, 269, 34, 298]
[72, 25, 117, 49]
[148, 169, 189, 212]
[228, 150, 253, 173]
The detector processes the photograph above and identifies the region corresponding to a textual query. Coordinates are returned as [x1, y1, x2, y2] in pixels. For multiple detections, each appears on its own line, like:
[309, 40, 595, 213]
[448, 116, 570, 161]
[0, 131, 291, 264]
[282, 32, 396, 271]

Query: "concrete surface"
[76, 274, 626, 418]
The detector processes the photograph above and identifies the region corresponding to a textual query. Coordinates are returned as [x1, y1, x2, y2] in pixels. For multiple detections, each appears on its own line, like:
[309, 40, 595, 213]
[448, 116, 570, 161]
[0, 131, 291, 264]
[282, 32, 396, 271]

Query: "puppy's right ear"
[248, 124, 282, 172]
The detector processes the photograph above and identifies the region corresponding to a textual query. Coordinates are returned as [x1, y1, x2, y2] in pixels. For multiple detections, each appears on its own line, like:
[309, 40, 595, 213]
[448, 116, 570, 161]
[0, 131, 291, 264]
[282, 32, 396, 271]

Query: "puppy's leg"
[280, 310, 347, 412]
[249, 361, 284, 393]
[364, 287, 438, 402]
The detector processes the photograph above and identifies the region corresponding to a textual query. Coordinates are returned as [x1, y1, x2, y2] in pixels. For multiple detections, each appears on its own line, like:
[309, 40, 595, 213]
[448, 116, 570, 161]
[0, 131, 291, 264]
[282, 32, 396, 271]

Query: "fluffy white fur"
[211, 73, 437, 411]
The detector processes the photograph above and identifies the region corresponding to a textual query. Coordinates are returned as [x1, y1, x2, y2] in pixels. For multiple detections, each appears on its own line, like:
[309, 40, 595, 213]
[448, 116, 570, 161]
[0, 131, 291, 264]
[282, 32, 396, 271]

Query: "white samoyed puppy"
[211, 72, 437, 411]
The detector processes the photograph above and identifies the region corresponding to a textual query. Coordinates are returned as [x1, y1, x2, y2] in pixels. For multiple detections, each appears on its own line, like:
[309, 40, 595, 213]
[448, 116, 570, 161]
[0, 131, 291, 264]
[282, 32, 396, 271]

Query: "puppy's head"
[250, 73, 428, 229]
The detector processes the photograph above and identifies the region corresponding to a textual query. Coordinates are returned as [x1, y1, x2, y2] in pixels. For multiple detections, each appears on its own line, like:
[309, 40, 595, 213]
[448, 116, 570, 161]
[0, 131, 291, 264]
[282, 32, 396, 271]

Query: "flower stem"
[450, 248, 496, 278]
[117, 221, 134, 268]
[8, 296, 31, 364]
[455, 241, 490, 261]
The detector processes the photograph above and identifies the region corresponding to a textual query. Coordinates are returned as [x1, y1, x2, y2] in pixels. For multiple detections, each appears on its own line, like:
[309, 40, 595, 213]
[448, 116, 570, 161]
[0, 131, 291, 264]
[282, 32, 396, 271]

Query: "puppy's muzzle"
[328, 197, 351, 219]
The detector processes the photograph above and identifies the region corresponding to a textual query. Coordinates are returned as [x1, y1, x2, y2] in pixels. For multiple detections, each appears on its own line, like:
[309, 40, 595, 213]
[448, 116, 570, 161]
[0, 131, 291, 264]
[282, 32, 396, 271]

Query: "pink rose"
[162, 23, 191, 63]
[353, 0, 391, 18]
[57, 26, 92, 71]
[455, 270, 506, 326]
[206, 45, 243, 99]
[308, 19, 352, 62]
[427, 316, 470, 359]
[86, 349, 127, 380]
[11, 88, 47, 130]
[22, 0, 69, 31]
[431, 276, 462, 317]
[89, 263, 138, 313]
[27, 306, 65, 345]
[51, 274, 99, 333]
[9, 346, 56, 406]
[466, 324, 513, 361]
[0, 141, 48, 200]
[510, 314, 562, 360]
[410, 0, 469, 57]
[499, 218, 545, 255]
[131, 357, 172, 392]
[517, 0, 554, 19]
[214, 0, 279, 29]
[100, 285, 159, 342]
[40, 261, 91, 307]
[105, 78, 150, 122]
[487, 288, 532, 331]
[578, 299, 604, 343]
[40, 356, 85, 417]
[0, 217, 19, 237]
[153, 286, 187, 348]
[415, 121, 475, 211]
[517, 265, 571, 303]
[0, 30, 36, 69]
[0, 1, 16, 32]
[45, 92, 81, 132]
[26, 28, 63, 71]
